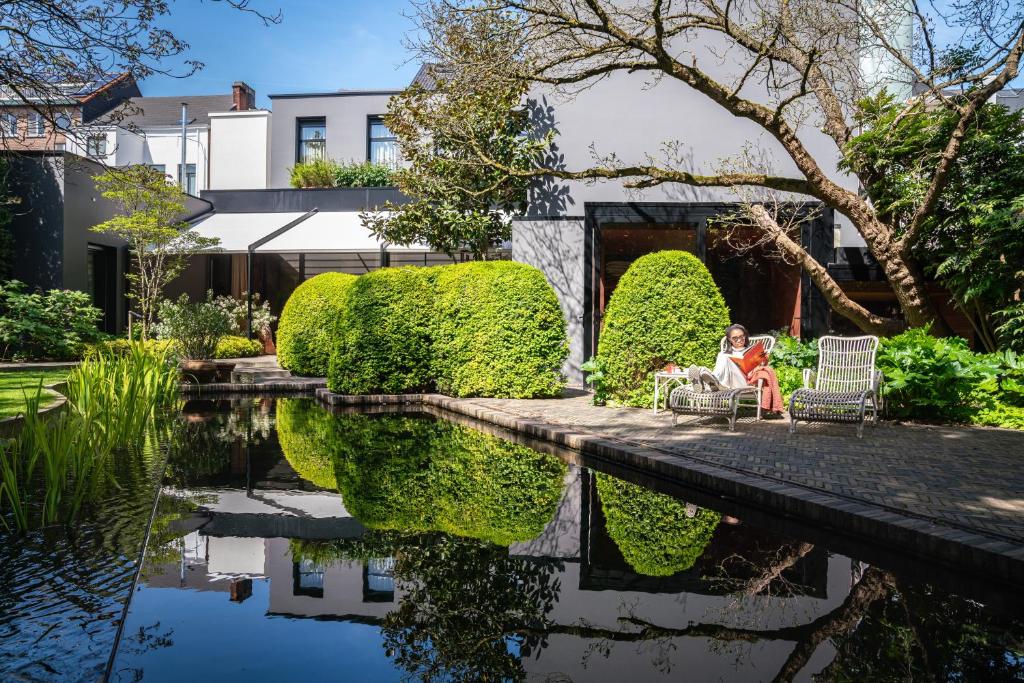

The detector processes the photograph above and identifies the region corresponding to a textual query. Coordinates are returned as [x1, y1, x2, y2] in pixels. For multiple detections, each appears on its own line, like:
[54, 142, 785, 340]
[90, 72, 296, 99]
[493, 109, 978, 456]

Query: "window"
[0, 112, 17, 137]
[148, 163, 167, 179]
[54, 112, 71, 131]
[177, 163, 196, 195]
[292, 559, 324, 598]
[86, 134, 107, 158]
[28, 112, 45, 137]
[296, 117, 326, 164]
[367, 116, 398, 168]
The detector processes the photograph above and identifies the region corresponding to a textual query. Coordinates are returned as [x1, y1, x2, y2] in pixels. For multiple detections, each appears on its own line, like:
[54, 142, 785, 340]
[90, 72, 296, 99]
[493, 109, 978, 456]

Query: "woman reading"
[687, 324, 784, 415]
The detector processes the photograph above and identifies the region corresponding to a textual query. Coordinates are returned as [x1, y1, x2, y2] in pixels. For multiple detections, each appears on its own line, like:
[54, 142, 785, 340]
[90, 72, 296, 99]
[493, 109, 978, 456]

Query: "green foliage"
[877, 328, 999, 422]
[93, 165, 218, 339]
[0, 342, 178, 530]
[595, 473, 720, 576]
[842, 93, 1024, 351]
[362, 18, 541, 256]
[214, 335, 261, 359]
[154, 293, 234, 360]
[431, 261, 566, 398]
[596, 251, 730, 406]
[289, 159, 393, 188]
[278, 273, 357, 377]
[0, 280, 106, 361]
[275, 401, 567, 545]
[581, 355, 610, 405]
[212, 292, 276, 337]
[768, 331, 819, 401]
[329, 267, 439, 394]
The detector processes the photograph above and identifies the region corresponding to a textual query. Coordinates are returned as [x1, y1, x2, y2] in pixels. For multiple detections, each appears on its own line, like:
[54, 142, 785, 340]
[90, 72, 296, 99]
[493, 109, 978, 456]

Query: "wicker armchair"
[788, 335, 883, 438]
[668, 334, 776, 430]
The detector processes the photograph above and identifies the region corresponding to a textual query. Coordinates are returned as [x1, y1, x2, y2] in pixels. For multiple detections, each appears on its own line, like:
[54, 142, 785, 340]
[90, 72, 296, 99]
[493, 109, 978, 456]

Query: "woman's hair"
[725, 323, 749, 340]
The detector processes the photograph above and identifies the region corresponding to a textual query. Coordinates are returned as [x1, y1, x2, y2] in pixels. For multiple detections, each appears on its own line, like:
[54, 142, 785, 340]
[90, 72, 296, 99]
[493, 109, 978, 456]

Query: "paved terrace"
[319, 390, 1024, 584]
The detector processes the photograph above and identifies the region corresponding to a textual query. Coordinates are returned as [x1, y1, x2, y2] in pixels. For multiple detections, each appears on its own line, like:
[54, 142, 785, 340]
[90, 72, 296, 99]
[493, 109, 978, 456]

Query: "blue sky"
[140, 0, 420, 107]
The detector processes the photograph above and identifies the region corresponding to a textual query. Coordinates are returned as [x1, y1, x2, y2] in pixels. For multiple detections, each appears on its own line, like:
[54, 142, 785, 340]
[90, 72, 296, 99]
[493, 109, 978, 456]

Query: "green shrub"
[0, 280, 106, 361]
[214, 335, 261, 359]
[595, 474, 720, 576]
[877, 328, 999, 422]
[154, 293, 234, 360]
[276, 398, 339, 489]
[596, 251, 730, 406]
[432, 261, 566, 398]
[329, 267, 438, 394]
[278, 273, 357, 376]
[289, 159, 337, 188]
[333, 161, 393, 187]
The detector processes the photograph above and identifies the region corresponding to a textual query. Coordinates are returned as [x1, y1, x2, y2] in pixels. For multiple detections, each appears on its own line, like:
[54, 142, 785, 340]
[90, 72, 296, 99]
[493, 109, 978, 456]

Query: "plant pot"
[258, 327, 276, 355]
[213, 361, 236, 383]
[179, 360, 218, 384]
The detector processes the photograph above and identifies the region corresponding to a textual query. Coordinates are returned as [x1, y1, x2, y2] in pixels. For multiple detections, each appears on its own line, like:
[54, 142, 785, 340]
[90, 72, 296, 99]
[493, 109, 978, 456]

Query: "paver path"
[459, 394, 1024, 543]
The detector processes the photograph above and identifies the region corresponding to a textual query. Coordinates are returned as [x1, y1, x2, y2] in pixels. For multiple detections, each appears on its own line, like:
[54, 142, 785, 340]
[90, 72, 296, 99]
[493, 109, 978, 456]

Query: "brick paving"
[450, 393, 1024, 544]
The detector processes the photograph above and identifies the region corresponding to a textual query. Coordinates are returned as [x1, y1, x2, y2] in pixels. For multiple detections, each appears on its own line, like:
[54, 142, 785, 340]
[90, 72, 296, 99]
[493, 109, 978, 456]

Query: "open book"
[729, 341, 768, 375]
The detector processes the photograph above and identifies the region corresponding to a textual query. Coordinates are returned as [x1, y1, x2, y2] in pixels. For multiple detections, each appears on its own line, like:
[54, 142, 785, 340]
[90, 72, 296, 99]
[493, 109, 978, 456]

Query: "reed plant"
[0, 342, 179, 530]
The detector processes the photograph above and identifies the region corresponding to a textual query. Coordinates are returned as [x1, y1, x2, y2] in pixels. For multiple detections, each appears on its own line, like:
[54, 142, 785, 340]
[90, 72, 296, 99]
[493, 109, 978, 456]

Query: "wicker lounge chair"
[788, 335, 882, 438]
[668, 334, 776, 430]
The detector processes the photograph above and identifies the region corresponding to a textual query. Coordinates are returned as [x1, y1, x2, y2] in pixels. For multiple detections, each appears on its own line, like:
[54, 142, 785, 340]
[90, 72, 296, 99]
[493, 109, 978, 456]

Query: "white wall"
[138, 126, 210, 194]
[209, 110, 272, 189]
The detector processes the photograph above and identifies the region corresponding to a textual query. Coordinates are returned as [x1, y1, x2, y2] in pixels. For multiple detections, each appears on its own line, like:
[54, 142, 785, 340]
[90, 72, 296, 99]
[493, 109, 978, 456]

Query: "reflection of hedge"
[276, 398, 339, 489]
[278, 273, 357, 376]
[432, 262, 567, 398]
[328, 267, 438, 394]
[597, 251, 729, 406]
[274, 400, 567, 546]
[596, 473, 720, 576]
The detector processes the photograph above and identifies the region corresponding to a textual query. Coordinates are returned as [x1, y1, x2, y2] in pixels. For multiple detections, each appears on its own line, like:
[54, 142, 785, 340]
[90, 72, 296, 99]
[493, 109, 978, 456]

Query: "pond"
[2, 397, 1023, 682]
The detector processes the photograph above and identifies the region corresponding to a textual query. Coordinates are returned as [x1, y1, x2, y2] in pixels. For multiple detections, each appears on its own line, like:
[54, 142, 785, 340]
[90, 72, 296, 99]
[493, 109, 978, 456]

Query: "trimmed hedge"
[328, 267, 438, 394]
[597, 250, 730, 406]
[595, 474, 721, 576]
[276, 398, 339, 489]
[278, 272, 357, 377]
[215, 335, 261, 359]
[432, 262, 567, 398]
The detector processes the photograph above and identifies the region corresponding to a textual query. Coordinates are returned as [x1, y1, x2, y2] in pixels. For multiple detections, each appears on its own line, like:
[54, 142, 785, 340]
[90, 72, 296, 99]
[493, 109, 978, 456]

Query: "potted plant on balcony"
[156, 293, 234, 384]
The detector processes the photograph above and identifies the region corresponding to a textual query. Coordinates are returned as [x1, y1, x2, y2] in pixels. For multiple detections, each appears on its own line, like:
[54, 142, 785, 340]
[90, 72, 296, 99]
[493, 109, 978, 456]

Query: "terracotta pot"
[258, 327, 276, 355]
[179, 359, 218, 384]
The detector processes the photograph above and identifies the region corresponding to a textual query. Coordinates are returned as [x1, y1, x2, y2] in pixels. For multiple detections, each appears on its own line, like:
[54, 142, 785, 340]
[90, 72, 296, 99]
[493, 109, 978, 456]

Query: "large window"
[86, 134, 107, 158]
[177, 163, 196, 195]
[28, 112, 45, 137]
[367, 116, 398, 168]
[0, 113, 17, 137]
[296, 117, 326, 164]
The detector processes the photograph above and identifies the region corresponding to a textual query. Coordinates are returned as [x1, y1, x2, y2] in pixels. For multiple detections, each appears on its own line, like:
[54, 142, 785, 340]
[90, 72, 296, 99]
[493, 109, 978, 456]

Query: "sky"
[139, 0, 421, 107]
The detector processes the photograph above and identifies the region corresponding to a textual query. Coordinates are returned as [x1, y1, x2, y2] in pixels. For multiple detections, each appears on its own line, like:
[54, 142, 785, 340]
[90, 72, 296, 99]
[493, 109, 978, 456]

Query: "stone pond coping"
[315, 387, 1024, 587]
[181, 378, 327, 395]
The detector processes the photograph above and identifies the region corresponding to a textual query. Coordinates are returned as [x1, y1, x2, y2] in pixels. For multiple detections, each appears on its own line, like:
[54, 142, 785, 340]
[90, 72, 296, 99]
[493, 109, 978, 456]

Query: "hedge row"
[277, 261, 568, 398]
[277, 272, 357, 377]
[596, 250, 730, 406]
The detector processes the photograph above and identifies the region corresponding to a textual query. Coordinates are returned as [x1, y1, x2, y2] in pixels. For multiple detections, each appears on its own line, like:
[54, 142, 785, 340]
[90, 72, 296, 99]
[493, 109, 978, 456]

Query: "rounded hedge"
[328, 267, 438, 394]
[597, 250, 729, 406]
[276, 398, 339, 489]
[432, 261, 567, 398]
[215, 335, 261, 359]
[595, 474, 721, 576]
[278, 272, 357, 377]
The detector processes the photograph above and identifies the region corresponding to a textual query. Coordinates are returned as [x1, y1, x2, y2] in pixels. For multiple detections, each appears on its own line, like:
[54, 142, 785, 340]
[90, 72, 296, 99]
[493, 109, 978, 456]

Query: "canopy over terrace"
[188, 209, 432, 336]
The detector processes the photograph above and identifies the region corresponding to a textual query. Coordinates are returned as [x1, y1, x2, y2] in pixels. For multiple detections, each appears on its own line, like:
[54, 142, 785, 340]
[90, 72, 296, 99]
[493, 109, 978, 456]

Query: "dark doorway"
[86, 243, 118, 333]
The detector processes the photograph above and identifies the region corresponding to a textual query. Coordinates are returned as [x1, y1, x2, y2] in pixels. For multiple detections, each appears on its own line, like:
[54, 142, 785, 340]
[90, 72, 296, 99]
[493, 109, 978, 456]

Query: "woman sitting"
[687, 324, 784, 415]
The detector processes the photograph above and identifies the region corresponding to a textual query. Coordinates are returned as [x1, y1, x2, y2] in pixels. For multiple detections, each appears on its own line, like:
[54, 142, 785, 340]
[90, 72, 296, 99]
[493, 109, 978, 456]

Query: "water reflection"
[111, 398, 1024, 682]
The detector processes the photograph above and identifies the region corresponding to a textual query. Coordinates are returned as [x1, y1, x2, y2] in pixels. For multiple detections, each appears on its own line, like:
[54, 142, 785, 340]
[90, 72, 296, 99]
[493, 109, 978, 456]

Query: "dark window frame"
[295, 116, 327, 164]
[366, 115, 398, 167]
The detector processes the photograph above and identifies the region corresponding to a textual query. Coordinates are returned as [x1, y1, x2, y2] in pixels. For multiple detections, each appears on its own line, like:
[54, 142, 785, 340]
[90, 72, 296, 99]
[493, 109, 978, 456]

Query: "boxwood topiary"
[595, 473, 721, 576]
[328, 266, 439, 394]
[597, 250, 730, 406]
[275, 398, 340, 490]
[432, 261, 567, 398]
[278, 272, 357, 377]
[214, 335, 261, 359]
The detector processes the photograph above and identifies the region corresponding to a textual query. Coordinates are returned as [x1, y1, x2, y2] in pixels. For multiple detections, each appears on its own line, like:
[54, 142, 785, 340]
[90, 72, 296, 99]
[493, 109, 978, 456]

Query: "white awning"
[189, 211, 431, 254]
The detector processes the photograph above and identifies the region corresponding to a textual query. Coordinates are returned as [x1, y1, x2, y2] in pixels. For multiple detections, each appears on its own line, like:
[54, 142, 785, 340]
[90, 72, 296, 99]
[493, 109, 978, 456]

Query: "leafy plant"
[214, 335, 261, 359]
[595, 251, 730, 406]
[333, 161, 393, 187]
[277, 272, 357, 377]
[212, 291, 276, 337]
[0, 280, 106, 360]
[581, 356, 609, 405]
[288, 159, 337, 188]
[154, 292, 233, 360]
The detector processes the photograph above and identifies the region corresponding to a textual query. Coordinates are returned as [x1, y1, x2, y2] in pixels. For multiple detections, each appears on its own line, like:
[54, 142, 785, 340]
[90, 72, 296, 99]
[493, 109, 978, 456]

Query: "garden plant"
[277, 272, 357, 377]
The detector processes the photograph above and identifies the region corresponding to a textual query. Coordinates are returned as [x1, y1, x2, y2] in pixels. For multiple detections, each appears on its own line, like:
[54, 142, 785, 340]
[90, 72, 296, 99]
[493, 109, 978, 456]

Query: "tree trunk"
[877, 248, 953, 336]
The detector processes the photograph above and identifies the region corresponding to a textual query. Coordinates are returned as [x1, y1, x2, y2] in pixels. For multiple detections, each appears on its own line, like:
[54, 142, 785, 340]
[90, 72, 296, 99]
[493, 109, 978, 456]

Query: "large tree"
[404, 0, 1024, 335]
[0, 0, 278, 141]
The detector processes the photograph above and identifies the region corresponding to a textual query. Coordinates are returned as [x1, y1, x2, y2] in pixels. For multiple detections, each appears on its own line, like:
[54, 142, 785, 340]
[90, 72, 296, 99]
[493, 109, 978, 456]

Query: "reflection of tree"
[277, 401, 568, 546]
[166, 398, 273, 487]
[595, 473, 720, 576]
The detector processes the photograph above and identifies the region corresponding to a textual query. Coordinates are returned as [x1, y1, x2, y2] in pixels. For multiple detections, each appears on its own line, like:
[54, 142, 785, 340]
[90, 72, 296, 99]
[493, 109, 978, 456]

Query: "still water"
[2, 397, 1023, 681]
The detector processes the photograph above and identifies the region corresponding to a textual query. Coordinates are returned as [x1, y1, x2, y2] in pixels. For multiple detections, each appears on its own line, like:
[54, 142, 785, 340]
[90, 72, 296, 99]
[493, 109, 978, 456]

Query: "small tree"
[93, 165, 218, 339]
[362, 10, 536, 257]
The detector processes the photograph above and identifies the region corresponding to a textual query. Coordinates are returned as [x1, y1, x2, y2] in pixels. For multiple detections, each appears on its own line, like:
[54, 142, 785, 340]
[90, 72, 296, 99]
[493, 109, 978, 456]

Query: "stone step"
[230, 368, 293, 384]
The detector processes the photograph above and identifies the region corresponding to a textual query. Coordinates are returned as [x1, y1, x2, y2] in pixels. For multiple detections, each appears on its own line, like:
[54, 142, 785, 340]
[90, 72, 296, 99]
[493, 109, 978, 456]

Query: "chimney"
[232, 81, 256, 111]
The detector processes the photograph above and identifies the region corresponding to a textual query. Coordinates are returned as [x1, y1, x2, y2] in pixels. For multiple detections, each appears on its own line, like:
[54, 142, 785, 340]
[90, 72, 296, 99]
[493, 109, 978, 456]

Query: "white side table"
[653, 371, 688, 414]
